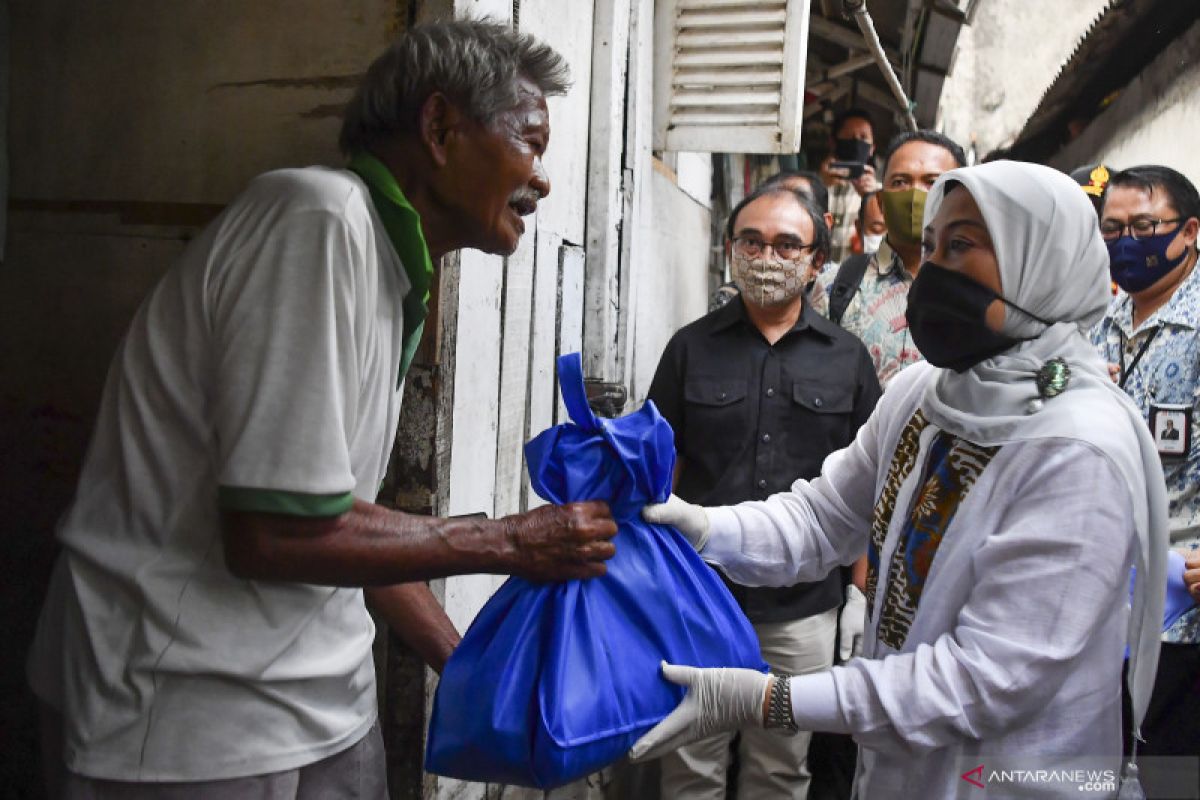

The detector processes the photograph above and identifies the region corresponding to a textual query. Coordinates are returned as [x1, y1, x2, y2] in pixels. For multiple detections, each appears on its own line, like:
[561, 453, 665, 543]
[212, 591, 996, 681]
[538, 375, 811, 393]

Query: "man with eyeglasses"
[1091, 164, 1200, 760]
[646, 185, 881, 799]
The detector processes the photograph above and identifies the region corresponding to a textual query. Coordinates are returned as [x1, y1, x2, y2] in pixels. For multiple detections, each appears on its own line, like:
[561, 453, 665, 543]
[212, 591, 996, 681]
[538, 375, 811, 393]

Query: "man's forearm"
[365, 582, 460, 673]
[222, 497, 616, 587]
[223, 499, 512, 586]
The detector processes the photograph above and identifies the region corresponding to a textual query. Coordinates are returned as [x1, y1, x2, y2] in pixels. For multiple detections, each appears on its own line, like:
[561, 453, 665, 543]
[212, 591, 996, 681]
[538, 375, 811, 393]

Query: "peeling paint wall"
[937, 0, 1110, 160]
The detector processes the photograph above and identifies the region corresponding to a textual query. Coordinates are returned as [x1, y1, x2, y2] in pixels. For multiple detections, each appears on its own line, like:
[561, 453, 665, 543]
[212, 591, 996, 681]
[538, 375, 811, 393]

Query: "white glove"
[839, 584, 866, 662]
[642, 494, 711, 550]
[628, 661, 770, 762]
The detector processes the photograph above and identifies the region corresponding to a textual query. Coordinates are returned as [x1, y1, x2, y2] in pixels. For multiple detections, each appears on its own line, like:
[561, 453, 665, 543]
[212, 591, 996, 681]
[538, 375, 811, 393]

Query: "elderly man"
[1092, 164, 1200, 758]
[647, 185, 881, 799]
[28, 21, 616, 798]
[811, 130, 967, 387]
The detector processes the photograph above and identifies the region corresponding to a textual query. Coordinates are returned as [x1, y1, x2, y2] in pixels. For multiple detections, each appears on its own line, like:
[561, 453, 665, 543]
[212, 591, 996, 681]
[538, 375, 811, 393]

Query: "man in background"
[819, 108, 880, 263]
[1092, 164, 1200, 759]
[648, 184, 880, 799]
[811, 130, 967, 387]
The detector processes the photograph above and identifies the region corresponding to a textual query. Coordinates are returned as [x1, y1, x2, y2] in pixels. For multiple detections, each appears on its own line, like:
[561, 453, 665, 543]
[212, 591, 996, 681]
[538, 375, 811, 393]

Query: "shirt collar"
[708, 294, 835, 341]
[348, 151, 434, 384]
[872, 238, 909, 279]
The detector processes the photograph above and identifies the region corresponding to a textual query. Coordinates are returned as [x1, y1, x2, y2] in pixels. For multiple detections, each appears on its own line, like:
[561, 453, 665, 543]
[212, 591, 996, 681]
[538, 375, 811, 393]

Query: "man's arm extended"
[364, 583, 460, 673]
[221, 498, 617, 587]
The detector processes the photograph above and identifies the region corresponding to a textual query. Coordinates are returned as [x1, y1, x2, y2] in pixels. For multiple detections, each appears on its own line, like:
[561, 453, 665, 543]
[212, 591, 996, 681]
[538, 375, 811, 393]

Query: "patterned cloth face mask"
[731, 251, 813, 308]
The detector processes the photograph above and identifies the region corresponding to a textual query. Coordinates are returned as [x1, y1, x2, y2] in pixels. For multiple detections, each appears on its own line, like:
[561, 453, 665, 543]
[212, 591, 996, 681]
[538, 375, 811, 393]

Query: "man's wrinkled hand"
[642, 494, 711, 550]
[629, 662, 771, 763]
[503, 501, 617, 582]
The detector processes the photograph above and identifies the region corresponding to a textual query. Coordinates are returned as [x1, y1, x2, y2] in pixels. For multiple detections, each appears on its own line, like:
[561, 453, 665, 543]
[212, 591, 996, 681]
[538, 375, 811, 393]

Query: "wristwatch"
[764, 673, 799, 734]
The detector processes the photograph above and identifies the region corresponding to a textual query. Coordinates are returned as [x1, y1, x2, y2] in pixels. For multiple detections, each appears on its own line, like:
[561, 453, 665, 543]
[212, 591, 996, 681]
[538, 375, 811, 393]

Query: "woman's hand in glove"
[628, 662, 771, 762]
[642, 495, 711, 550]
[839, 584, 867, 662]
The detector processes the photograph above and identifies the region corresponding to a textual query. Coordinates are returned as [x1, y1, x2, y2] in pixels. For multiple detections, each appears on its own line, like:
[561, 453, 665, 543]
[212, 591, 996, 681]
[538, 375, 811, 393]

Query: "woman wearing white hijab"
[634, 161, 1168, 797]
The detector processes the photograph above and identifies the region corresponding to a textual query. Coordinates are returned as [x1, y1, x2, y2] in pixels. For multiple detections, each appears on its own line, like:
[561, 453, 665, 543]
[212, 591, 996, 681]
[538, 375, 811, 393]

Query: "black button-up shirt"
[647, 296, 882, 623]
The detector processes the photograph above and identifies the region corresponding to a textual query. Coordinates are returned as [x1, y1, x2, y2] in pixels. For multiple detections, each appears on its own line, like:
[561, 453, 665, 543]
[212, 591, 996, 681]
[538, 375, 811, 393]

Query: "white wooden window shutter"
[654, 0, 812, 153]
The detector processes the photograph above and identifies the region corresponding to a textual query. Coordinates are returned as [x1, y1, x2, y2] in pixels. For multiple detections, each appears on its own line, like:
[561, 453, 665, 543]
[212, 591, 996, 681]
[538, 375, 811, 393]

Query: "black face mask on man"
[905, 262, 1049, 372]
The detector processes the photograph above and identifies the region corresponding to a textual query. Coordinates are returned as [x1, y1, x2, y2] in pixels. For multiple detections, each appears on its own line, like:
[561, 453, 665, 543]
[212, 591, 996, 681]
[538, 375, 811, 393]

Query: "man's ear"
[418, 92, 464, 168]
[812, 250, 827, 273]
[824, 212, 834, 232]
[1181, 216, 1200, 248]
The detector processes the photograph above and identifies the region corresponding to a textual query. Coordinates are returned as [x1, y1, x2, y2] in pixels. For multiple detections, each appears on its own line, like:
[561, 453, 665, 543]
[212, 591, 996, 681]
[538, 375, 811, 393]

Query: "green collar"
[348, 152, 433, 385]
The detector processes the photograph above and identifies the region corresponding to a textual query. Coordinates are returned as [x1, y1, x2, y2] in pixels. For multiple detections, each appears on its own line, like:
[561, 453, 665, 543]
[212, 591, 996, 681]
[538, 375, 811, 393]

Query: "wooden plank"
[672, 89, 782, 106]
[673, 67, 782, 87]
[674, 49, 784, 68]
[776, 0, 812, 153]
[676, 28, 785, 47]
[443, 248, 504, 638]
[519, 0, 594, 245]
[555, 244, 586, 425]
[677, 10, 787, 28]
[524, 228, 563, 509]
[584, 0, 633, 383]
[492, 220, 537, 519]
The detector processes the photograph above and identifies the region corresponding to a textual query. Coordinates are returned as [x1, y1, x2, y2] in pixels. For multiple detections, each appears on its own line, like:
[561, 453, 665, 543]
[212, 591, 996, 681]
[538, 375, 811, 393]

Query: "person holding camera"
[819, 108, 879, 263]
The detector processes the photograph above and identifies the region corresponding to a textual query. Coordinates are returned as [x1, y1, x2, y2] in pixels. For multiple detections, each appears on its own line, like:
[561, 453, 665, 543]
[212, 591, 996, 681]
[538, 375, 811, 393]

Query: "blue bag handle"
[557, 353, 601, 431]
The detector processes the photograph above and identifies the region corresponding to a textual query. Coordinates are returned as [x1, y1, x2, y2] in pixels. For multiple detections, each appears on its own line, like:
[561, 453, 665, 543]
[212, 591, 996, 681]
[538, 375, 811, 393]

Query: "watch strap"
[765, 673, 799, 734]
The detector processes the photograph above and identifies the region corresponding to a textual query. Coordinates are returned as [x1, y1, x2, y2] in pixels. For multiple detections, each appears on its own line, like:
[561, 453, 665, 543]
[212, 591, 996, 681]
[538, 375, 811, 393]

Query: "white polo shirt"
[28, 166, 410, 781]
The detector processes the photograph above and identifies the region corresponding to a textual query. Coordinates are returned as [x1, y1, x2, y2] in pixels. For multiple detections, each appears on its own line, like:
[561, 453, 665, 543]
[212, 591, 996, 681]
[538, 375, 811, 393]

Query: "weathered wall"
[1047, 18, 1200, 179]
[937, 0, 1110, 160]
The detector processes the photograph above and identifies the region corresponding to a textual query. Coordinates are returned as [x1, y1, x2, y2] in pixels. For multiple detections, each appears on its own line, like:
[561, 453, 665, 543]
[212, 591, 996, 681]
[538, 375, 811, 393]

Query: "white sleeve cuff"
[789, 670, 850, 733]
[699, 505, 742, 563]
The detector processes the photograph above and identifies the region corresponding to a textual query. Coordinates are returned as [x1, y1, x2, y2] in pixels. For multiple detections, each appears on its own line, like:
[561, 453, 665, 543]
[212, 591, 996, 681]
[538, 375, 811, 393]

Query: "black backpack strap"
[826, 253, 873, 326]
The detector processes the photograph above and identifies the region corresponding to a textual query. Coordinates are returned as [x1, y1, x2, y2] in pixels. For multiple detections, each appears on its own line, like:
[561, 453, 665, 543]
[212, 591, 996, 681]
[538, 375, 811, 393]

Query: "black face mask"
[905, 262, 1046, 372]
[834, 137, 872, 164]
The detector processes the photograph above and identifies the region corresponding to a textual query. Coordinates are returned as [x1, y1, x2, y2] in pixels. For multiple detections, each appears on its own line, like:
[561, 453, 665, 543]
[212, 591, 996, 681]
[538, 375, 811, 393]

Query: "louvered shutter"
[653, 0, 811, 153]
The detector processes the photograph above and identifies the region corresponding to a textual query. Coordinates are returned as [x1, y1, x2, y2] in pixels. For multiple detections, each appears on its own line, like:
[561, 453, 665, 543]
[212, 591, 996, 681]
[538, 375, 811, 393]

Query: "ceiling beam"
[809, 15, 901, 64]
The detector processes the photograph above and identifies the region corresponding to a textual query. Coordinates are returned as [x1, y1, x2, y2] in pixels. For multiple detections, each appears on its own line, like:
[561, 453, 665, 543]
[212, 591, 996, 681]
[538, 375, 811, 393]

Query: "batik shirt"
[810, 239, 923, 387]
[1092, 263, 1200, 644]
[826, 181, 862, 264]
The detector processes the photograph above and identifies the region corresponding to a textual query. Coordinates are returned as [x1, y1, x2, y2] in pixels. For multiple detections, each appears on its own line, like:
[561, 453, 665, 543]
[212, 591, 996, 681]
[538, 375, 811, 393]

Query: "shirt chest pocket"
[683, 379, 748, 452]
[787, 381, 856, 453]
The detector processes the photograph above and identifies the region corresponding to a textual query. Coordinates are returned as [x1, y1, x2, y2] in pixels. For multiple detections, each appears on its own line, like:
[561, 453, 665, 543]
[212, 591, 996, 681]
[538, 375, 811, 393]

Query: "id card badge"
[1149, 403, 1192, 460]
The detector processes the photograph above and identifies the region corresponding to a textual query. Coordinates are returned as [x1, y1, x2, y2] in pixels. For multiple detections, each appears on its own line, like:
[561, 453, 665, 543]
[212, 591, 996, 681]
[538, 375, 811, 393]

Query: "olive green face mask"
[879, 187, 927, 246]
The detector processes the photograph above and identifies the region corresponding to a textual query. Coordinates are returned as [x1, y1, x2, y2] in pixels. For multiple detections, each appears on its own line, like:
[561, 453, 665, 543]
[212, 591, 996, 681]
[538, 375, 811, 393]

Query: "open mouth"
[508, 197, 538, 218]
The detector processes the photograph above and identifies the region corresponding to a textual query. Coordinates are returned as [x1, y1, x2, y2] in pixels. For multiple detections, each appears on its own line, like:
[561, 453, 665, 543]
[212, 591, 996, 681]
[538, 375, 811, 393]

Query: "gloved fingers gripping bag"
[425, 353, 765, 789]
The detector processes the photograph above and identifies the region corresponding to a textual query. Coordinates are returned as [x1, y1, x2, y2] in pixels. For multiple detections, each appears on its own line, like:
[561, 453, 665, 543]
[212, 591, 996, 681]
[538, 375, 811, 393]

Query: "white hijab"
[919, 160, 1168, 732]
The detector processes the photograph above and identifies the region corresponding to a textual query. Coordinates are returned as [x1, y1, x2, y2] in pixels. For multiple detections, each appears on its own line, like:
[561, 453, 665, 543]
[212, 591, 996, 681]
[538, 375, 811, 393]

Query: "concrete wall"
[937, 0, 1110, 160]
[1048, 18, 1200, 179]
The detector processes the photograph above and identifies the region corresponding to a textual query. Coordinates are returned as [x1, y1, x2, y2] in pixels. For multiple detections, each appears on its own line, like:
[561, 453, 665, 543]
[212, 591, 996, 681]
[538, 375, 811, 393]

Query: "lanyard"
[1118, 327, 1161, 390]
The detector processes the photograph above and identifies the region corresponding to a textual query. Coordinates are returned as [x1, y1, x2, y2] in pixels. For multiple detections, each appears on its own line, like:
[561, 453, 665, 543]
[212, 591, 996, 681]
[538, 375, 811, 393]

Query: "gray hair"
[339, 19, 570, 155]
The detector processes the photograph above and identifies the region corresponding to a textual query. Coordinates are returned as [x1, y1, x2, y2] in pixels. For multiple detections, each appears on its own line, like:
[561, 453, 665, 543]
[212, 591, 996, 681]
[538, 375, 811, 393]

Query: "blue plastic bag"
[425, 353, 766, 789]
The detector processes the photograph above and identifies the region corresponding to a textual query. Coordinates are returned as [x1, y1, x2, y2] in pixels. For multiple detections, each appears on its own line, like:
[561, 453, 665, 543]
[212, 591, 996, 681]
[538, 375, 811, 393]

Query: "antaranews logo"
[957, 759, 1119, 795]
[961, 764, 986, 789]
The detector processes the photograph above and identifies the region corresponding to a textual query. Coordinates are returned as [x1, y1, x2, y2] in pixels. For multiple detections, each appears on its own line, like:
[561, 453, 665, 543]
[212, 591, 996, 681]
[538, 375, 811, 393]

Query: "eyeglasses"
[731, 236, 813, 260]
[1099, 217, 1182, 241]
